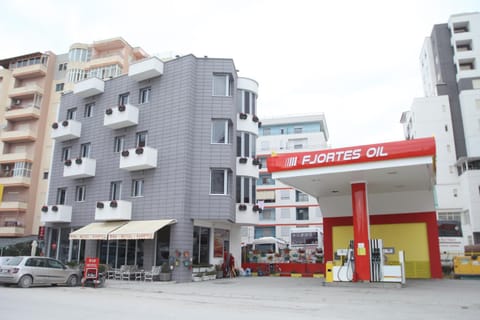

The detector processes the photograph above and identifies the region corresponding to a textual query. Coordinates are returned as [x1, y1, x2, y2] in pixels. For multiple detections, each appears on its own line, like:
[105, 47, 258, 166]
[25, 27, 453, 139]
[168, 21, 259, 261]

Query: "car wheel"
[67, 275, 79, 287]
[18, 275, 33, 288]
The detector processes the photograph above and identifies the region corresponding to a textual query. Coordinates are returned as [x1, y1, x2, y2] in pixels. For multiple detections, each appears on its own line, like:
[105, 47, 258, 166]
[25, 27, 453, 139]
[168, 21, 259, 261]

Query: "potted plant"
[41, 206, 48, 213]
[52, 122, 59, 129]
[159, 262, 172, 281]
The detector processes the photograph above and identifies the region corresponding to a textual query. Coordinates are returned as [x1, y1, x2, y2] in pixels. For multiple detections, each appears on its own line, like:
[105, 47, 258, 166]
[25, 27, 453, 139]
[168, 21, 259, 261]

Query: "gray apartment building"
[42, 55, 260, 282]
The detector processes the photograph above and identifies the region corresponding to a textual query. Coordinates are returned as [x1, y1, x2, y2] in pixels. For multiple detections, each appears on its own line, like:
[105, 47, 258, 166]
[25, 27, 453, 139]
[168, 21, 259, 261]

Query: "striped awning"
[69, 221, 127, 240]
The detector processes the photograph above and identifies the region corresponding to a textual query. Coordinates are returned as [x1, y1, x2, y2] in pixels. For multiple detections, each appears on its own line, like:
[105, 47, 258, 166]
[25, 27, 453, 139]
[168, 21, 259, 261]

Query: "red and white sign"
[267, 137, 435, 172]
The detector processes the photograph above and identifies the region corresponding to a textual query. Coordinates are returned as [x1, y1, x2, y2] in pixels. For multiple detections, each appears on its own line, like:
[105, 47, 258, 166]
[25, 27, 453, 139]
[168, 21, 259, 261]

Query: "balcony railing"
[63, 157, 96, 179]
[51, 120, 82, 142]
[236, 157, 260, 179]
[0, 128, 37, 143]
[8, 84, 44, 99]
[12, 63, 47, 79]
[73, 77, 105, 98]
[4, 105, 41, 121]
[235, 204, 260, 225]
[40, 205, 72, 223]
[119, 146, 158, 171]
[95, 200, 132, 221]
[128, 57, 164, 81]
[104, 104, 139, 129]
[237, 113, 259, 136]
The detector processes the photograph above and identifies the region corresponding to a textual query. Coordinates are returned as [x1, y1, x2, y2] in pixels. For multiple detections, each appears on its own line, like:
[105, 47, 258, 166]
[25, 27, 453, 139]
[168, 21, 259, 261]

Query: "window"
[66, 107, 77, 120]
[211, 119, 231, 144]
[258, 174, 275, 186]
[75, 185, 86, 202]
[237, 90, 257, 114]
[262, 128, 271, 136]
[259, 208, 276, 221]
[114, 136, 125, 153]
[12, 162, 32, 177]
[296, 190, 309, 202]
[254, 226, 275, 238]
[118, 93, 130, 106]
[43, 171, 48, 179]
[136, 131, 148, 147]
[294, 127, 303, 134]
[280, 190, 290, 200]
[84, 103, 94, 118]
[61, 147, 71, 161]
[213, 74, 233, 96]
[193, 226, 210, 265]
[236, 176, 256, 204]
[55, 83, 64, 92]
[109, 181, 122, 200]
[131, 179, 144, 197]
[296, 207, 309, 220]
[260, 141, 270, 151]
[56, 188, 67, 205]
[210, 169, 231, 195]
[236, 132, 256, 157]
[80, 143, 91, 158]
[139, 87, 151, 104]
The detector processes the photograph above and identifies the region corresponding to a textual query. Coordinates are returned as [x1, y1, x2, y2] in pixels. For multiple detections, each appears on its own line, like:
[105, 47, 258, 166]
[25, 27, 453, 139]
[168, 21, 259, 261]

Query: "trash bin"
[325, 261, 333, 283]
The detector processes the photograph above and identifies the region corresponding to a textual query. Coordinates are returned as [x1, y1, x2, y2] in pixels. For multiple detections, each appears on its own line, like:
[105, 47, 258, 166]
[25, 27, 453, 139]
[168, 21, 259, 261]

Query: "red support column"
[351, 182, 371, 282]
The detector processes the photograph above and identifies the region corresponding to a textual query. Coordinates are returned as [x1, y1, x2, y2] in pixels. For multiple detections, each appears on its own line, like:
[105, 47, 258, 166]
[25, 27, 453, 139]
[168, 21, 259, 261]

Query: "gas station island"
[267, 137, 442, 282]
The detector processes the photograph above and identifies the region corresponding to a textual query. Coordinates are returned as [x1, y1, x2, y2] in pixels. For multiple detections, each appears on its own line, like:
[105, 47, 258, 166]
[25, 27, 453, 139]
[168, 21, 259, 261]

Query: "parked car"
[0, 256, 13, 267]
[0, 256, 80, 288]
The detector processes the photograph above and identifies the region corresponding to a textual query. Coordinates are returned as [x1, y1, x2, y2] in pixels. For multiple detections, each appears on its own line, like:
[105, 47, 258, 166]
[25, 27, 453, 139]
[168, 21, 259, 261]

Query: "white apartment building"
[401, 12, 480, 256]
[241, 114, 329, 245]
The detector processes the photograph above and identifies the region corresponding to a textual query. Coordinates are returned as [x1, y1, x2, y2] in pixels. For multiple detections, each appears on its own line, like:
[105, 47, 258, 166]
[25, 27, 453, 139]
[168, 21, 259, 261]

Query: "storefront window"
[156, 226, 171, 266]
[193, 226, 210, 265]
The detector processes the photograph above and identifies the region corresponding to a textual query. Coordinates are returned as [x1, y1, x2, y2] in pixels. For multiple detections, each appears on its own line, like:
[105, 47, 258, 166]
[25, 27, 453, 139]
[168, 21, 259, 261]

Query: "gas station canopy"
[267, 137, 436, 218]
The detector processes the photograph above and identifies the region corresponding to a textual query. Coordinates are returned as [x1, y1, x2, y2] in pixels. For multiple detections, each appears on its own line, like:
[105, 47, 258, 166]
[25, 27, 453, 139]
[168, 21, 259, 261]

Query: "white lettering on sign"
[300, 147, 388, 166]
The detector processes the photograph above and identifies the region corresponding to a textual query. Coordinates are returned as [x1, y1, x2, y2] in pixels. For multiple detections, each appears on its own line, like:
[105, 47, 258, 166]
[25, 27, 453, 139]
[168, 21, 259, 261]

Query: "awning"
[108, 219, 176, 240]
[256, 190, 275, 200]
[69, 221, 127, 240]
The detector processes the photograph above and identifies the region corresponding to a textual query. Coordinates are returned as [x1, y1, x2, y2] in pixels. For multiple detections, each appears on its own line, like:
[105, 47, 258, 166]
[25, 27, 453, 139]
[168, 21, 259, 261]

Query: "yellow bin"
[325, 261, 333, 283]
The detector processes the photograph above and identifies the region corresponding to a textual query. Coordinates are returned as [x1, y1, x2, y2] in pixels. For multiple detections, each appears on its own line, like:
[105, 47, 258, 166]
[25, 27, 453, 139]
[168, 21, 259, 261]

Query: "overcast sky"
[1, 0, 478, 147]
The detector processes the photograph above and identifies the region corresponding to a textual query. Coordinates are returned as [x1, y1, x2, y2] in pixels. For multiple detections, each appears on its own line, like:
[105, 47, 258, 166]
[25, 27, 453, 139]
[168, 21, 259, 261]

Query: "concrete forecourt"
[0, 277, 478, 320]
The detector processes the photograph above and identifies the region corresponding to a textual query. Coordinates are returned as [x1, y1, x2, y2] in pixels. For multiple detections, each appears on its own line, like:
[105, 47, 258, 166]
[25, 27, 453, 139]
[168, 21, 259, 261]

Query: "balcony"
[12, 63, 47, 79]
[95, 200, 132, 221]
[4, 105, 41, 121]
[237, 113, 259, 135]
[0, 201, 28, 212]
[0, 152, 34, 164]
[236, 157, 260, 178]
[40, 205, 72, 223]
[0, 128, 37, 143]
[0, 174, 31, 187]
[73, 77, 105, 98]
[51, 120, 82, 142]
[235, 204, 260, 225]
[119, 146, 158, 171]
[8, 84, 44, 99]
[0, 226, 25, 237]
[128, 57, 164, 82]
[63, 157, 96, 179]
[104, 104, 139, 129]
[87, 54, 124, 69]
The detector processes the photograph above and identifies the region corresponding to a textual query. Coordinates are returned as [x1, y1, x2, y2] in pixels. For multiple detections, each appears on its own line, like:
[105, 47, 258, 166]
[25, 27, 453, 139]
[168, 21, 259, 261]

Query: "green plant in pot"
[159, 262, 172, 281]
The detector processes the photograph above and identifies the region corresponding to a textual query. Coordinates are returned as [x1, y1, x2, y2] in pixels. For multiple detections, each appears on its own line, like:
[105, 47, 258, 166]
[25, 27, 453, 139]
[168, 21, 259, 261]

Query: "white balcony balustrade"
[63, 157, 96, 179]
[95, 200, 132, 221]
[119, 146, 158, 171]
[235, 204, 260, 225]
[104, 104, 139, 129]
[128, 57, 164, 82]
[41, 205, 72, 223]
[73, 77, 105, 98]
[236, 157, 260, 179]
[51, 120, 82, 142]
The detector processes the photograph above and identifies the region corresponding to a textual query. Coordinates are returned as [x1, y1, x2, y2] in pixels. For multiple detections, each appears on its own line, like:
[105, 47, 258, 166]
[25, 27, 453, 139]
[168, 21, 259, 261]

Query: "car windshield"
[5, 256, 23, 266]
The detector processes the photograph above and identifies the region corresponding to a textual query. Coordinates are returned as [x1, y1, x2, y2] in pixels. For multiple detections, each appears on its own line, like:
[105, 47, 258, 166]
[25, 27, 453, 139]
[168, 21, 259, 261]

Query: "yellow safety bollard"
[325, 261, 333, 283]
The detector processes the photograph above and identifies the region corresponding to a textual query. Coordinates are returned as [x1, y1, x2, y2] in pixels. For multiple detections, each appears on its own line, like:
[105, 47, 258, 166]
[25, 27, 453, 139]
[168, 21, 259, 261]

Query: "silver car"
[0, 256, 80, 288]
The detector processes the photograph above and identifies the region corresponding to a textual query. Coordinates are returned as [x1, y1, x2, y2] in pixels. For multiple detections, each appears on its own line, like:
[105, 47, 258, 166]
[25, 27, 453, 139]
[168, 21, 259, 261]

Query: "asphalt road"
[0, 277, 479, 320]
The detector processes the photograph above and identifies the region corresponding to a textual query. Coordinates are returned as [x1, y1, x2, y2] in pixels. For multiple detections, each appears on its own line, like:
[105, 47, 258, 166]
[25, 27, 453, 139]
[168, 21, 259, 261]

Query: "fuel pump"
[333, 240, 355, 281]
[370, 239, 384, 282]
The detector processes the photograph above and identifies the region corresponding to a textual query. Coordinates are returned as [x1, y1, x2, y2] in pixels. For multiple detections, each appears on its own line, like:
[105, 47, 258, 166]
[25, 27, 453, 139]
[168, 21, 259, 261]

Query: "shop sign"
[267, 137, 435, 172]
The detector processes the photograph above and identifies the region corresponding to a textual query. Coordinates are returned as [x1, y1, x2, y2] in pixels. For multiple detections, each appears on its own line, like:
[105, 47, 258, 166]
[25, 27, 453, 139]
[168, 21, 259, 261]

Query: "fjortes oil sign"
[267, 137, 435, 172]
